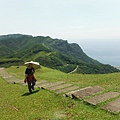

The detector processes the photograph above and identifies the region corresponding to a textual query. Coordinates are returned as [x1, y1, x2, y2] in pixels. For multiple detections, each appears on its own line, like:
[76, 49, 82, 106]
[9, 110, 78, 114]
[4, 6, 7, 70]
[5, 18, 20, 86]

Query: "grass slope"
[0, 66, 120, 119]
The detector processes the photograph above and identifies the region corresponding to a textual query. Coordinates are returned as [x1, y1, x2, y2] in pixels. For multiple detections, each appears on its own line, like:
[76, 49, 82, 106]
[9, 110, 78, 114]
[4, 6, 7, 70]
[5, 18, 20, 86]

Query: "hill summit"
[0, 34, 119, 74]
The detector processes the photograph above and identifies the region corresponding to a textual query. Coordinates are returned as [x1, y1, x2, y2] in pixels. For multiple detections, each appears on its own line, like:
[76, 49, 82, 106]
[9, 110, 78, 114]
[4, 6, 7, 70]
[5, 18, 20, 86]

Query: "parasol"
[24, 61, 41, 69]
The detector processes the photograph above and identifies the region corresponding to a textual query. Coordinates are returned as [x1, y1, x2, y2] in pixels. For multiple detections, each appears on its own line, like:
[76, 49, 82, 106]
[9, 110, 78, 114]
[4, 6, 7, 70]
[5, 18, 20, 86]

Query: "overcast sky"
[0, 0, 120, 66]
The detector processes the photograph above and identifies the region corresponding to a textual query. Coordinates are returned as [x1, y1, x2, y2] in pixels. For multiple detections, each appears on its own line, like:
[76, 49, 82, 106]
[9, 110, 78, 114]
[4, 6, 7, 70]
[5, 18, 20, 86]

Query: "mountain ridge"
[0, 34, 119, 74]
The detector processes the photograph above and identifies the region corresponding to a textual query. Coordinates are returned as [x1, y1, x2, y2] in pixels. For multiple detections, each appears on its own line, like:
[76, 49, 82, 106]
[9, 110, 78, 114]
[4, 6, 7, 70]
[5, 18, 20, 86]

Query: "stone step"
[90, 86, 105, 94]
[15, 80, 26, 85]
[102, 97, 120, 113]
[36, 80, 48, 85]
[3, 76, 21, 83]
[0, 68, 11, 77]
[72, 86, 104, 100]
[35, 80, 48, 87]
[2, 76, 13, 79]
[1, 73, 12, 78]
[85, 92, 120, 105]
[56, 86, 80, 94]
[48, 83, 72, 91]
[65, 89, 80, 98]
[42, 81, 65, 89]
[35, 81, 50, 88]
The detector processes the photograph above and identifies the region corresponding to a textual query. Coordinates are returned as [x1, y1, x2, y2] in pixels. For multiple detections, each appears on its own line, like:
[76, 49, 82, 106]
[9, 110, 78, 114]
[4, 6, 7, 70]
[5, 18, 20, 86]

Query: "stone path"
[102, 98, 120, 113]
[56, 86, 80, 94]
[1, 68, 120, 114]
[0, 68, 26, 85]
[42, 81, 65, 89]
[72, 86, 104, 100]
[85, 92, 120, 105]
[48, 83, 72, 91]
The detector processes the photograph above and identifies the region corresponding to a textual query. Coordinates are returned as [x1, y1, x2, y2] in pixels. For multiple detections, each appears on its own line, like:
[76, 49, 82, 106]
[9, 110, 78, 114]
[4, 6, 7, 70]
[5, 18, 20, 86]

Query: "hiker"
[24, 63, 37, 93]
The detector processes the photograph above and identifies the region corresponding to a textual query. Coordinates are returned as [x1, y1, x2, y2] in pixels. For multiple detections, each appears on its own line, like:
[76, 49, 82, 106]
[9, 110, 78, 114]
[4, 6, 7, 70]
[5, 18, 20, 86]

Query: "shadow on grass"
[22, 90, 40, 96]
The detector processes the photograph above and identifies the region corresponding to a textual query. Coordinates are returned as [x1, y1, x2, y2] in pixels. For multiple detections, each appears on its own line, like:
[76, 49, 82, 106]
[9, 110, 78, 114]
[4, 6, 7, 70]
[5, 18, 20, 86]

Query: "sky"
[0, 0, 120, 66]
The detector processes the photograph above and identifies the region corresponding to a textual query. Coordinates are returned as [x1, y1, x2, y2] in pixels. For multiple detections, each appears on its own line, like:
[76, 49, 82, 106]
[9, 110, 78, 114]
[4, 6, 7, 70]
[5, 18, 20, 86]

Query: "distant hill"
[0, 34, 119, 74]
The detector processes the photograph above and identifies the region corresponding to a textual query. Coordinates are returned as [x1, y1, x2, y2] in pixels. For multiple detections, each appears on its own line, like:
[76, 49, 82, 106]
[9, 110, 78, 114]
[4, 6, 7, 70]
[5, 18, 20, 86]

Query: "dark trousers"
[27, 79, 36, 92]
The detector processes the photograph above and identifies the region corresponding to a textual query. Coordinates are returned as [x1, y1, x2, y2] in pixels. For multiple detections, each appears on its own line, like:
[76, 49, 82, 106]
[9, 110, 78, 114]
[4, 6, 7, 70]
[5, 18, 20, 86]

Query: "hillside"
[1, 66, 120, 119]
[0, 34, 119, 74]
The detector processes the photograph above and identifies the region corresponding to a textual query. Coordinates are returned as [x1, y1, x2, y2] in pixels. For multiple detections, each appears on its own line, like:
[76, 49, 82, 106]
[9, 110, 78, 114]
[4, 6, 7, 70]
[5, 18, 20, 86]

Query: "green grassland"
[1, 66, 120, 120]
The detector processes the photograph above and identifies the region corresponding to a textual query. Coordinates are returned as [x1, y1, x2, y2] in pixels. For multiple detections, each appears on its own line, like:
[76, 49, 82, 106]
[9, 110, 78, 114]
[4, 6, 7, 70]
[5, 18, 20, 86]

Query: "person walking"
[24, 63, 36, 93]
